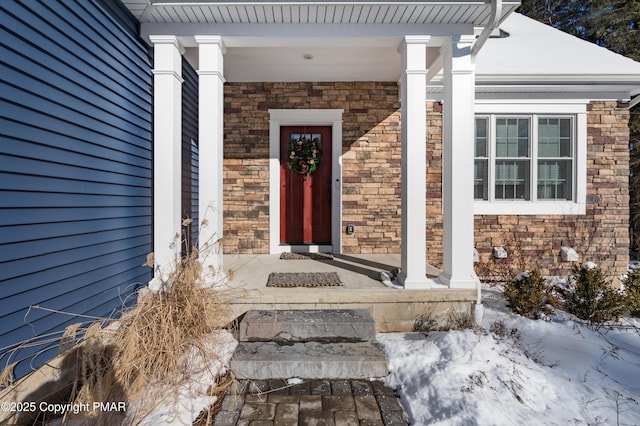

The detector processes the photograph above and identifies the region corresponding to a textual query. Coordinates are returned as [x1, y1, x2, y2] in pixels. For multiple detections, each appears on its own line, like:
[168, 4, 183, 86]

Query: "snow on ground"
[380, 287, 640, 426]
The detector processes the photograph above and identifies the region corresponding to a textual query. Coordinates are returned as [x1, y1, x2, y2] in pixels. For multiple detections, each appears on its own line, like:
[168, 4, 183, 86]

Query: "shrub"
[413, 311, 439, 332]
[563, 264, 627, 325]
[623, 269, 640, 317]
[503, 269, 559, 319]
[413, 309, 475, 332]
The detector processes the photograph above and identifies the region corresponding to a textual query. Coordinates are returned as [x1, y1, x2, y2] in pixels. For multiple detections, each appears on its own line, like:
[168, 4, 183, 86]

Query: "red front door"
[280, 126, 332, 244]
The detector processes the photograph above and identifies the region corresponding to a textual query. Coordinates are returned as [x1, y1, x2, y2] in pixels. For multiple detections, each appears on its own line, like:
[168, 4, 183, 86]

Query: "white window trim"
[473, 101, 587, 215]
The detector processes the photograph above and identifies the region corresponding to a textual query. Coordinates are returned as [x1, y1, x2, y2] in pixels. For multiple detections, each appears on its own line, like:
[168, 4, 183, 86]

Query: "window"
[475, 114, 578, 205]
[537, 118, 572, 200]
[494, 117, 531, 200]
[474, 119, 488, 200]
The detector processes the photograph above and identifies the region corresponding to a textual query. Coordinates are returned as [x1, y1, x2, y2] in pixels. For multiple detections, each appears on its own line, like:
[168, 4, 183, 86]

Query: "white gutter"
[470, 0, 502, 59]
[470, 0, 502, 318]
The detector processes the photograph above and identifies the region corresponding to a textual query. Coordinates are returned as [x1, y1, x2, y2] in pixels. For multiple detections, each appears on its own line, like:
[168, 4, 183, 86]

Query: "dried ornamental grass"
[0, 361, 17, 389]
[0, 230, 239, 424]
[111, 247, 233, 400]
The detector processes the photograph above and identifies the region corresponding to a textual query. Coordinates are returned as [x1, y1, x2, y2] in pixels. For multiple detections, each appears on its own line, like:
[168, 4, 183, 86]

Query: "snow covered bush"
[562, 264, 627, 325]
[503, 269, 559, 319]
[622, 269, 640, 317]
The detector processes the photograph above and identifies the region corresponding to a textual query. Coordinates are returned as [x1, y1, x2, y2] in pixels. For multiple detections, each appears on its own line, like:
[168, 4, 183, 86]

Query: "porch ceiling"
[184, 39, 406, 82]
[123, 1, 520, 82]
[227, 46, 399, 82]
[123, 1, 520, 25]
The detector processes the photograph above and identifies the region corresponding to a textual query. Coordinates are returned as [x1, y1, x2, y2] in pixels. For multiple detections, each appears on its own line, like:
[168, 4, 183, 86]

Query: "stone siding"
[340, 86, 401, 254]
[223, 82, 401, 254]
[473, 101, 630, 279]
[224, 86, 630, 279]
[425, 102, 444, 268]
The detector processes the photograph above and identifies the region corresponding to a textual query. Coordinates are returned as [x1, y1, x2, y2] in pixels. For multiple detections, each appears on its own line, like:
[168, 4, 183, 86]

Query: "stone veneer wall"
[224, 87, 630, 279]
[425, 102, 444, 268]
[223, 82, 401, 254]
[473, 101, 630, 279]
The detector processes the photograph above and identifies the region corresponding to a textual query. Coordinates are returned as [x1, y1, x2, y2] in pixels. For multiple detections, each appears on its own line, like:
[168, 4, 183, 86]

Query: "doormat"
[279, 252, 334, 260]
[267, 272, 342, 287]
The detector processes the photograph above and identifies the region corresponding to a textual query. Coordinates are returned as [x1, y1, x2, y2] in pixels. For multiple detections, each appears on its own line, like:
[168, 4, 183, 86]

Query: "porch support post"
[398, 36, 430, 289]
[150, 35, 183, 277]
[440, 35, 479, 289]
[196, 36, 226, 280]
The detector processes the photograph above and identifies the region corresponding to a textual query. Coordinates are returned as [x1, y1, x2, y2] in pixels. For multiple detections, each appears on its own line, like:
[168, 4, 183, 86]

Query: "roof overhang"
[123, 1, 520, 25]
[426, 73, 640, 103]
[477, 74, 640, 101]
[122, 1, 521, 82]
[121, 3, 640, 101]
[469, 13, 640, 103]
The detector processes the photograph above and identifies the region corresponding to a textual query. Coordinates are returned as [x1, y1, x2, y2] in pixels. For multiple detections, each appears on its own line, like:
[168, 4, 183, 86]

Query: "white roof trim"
[125, 2, 640, 97]
[476, 13, 640, 80]
[124, 0, 520, 25]
[476, 74, 640, 85]
[468, 13, 640, 97]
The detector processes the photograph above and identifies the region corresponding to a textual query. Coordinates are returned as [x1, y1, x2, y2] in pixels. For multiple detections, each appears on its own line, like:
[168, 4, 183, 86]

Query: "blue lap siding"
[0, 0, 152, 379]
[182, 58, 199, 252]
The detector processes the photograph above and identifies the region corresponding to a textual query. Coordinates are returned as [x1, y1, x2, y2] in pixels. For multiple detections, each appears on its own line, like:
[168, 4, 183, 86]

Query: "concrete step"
[231, 341, 389, 379]
[239, 309, 376, 342]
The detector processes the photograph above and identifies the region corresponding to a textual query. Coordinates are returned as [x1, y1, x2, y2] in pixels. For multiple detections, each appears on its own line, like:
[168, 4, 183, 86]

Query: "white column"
[398, 36, 431, 289]
[195, 36, 226, 280]
[440, 35, 479, 289]
[150, 36, 183, 277]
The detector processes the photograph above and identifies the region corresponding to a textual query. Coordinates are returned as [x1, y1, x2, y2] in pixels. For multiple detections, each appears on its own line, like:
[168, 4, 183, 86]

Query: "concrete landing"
[224, 254, 477, 332]
[231, 341, 389, 379]
[239, 309, 376, 342]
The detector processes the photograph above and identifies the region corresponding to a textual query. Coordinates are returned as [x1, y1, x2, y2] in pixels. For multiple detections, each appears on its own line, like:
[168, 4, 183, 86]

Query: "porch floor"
[223, 254, 477, 332]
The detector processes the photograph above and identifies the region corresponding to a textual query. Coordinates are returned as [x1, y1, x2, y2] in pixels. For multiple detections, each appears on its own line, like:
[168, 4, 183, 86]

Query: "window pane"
[312, 133, 322, 149]
[539, 118, 571, 157]
[475, 118, 487, 157]
[496, 118, 529, 157]
[538, 160, 572, 200]
[474, 159, 488, 200]
[495, 160, 530, 200]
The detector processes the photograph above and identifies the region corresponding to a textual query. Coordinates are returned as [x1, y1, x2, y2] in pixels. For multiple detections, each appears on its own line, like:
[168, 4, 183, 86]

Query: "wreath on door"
[288, 134, 322, 176]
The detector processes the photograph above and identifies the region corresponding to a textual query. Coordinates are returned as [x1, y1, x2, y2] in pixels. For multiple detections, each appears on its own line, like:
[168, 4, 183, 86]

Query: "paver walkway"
[214, 378, 409, 426]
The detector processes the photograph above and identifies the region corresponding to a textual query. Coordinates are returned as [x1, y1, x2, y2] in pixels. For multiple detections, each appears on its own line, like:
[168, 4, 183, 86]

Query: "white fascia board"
[152, 0, 499, 4]
[426, 83, 637, 102]
[428, 72, 640, 86]
[144, 2, 522, 11]
[476, 73, 640, 85]
[475, 91, 633, 103]
[474, 100, 587, 114]
[140, 22, 474, 46]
